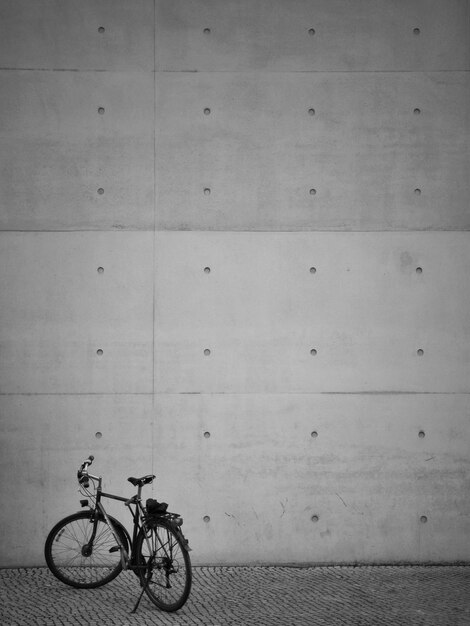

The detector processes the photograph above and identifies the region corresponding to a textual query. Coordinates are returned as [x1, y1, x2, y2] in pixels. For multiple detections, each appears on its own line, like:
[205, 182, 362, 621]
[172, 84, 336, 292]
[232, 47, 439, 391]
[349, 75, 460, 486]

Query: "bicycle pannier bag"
[146, 498, 168, 516]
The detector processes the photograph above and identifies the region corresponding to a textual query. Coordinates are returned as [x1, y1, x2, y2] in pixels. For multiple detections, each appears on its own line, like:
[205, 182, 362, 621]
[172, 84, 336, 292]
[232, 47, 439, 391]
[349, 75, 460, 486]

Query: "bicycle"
[44, 455, 192, 613]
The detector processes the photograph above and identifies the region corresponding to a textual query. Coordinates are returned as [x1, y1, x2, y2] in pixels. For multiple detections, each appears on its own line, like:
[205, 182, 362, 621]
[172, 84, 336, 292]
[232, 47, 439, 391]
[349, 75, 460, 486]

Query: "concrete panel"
[0, 232, 153, 393]
[0, 0, 154, 71]
[1, 0, 469, 571]
[154, 393, 470, 564]
[155, 232, 470, 394]
[0, 394, 153, 566]
[156, 0, 470, 72]
[156, 72, 469, 231]
[0, 71, 154, 230]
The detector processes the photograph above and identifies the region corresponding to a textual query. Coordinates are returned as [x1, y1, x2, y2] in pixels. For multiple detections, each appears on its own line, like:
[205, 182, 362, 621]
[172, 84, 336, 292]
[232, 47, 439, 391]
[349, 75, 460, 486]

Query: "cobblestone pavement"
[1, 566, 469, 626]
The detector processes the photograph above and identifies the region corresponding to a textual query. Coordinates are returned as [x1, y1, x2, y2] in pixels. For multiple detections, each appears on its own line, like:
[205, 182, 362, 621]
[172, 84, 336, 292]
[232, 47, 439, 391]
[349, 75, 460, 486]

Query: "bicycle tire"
[136, 520, 192, 612]
[44, 511, 128, 588]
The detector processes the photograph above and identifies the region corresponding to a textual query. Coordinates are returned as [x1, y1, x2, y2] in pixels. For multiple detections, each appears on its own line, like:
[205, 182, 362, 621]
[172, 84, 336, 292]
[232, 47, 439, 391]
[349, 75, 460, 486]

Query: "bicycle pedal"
[109, 546, 120, 553]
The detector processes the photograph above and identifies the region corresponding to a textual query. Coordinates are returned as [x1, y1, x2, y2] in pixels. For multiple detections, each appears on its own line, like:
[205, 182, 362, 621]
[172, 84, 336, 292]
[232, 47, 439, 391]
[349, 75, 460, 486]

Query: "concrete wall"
[0, 0, 469, 566]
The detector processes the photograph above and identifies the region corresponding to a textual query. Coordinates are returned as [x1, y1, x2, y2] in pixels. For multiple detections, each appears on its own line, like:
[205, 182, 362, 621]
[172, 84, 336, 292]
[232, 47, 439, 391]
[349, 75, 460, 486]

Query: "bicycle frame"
[80, 473, 151, 572]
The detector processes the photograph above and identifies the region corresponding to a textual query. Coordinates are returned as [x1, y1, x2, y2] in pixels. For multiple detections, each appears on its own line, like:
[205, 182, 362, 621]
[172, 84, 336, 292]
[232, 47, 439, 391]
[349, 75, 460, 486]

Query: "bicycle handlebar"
[77, 455, 95, 487]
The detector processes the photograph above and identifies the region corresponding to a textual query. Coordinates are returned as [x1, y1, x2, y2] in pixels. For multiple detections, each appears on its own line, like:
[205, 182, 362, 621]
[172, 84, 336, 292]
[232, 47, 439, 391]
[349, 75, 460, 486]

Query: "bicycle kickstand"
[131, 559, 154, 614]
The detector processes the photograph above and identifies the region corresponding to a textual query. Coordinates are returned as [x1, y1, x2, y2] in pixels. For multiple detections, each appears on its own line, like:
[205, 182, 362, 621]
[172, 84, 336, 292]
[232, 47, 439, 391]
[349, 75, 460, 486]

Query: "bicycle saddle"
[127, 474, 155, 487]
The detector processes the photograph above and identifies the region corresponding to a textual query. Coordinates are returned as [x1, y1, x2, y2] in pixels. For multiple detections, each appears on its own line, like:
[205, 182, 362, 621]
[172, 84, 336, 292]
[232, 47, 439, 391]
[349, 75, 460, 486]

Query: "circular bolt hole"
[417, 349, 424, 356]
[308, 108, 315, 116]
[204, 431, 211, 439]
[97, 349, 104, 356]
[204, 108, 211, 115]
[309, 188, 317, 195]
[204, 349, 211, 356]
[413, 27, 421, 35]
[311, 431, 318, 439]
[97, 188, 104, 195]
[203, 515, 210, 523]
[310, 267, 317, 274]
[97, 267, 104, 274]
[413, 108, 421, 115]
[416, 267, 423, 274]
[204, 267, 211, 274]
[95, 431, 102, 439]
[310, 348, 317, 356]
[203, 27, 211, 34]
[418, 430, 425, 439]
[311, 515, 319, 523]
[414, 188, 421, 196]
[420, 515, 428, 523]
[98, 26, 105, 34]
[204, 188, 211, 196]
[308, 28, 316, 36]
[98, 107, 105, 115]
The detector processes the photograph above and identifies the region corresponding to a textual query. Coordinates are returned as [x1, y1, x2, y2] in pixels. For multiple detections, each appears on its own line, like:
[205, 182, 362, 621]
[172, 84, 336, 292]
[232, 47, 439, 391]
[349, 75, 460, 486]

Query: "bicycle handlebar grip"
[80, 455, 94, 470]
[77, 455, 94, 487]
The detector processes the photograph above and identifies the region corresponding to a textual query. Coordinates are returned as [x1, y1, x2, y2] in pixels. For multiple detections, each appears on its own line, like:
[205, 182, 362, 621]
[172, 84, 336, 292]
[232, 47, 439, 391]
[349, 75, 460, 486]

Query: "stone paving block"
[1, 566, 469, 625]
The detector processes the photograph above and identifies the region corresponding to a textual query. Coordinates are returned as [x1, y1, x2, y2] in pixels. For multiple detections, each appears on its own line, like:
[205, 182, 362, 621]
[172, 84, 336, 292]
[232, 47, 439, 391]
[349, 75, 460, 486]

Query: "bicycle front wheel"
[45, 511, 128, 588]
[136, 521, 192, 612]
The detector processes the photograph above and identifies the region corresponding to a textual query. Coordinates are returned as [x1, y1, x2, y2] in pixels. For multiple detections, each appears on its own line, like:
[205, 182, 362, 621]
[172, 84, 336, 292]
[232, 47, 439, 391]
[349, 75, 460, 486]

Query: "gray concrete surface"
[1, 566, 469, 626]
[1, 0, 470, 571]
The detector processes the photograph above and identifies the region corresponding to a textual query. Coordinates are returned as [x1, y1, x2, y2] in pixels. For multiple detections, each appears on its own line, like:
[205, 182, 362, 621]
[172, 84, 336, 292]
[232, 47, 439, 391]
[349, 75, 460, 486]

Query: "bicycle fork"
[87, 502, 129, 570]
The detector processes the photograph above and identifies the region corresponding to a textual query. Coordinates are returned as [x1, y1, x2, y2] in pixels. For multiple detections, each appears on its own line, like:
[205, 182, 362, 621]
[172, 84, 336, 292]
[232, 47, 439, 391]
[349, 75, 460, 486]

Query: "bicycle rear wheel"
[136, 521, 192, 612]
[45, 511, 128, 588]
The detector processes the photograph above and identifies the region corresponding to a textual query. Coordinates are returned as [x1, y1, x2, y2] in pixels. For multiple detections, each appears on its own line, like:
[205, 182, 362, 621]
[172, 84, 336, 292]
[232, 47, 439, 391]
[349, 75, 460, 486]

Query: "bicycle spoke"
[137, 521, 191, 611]
[45, 512, 126, 588]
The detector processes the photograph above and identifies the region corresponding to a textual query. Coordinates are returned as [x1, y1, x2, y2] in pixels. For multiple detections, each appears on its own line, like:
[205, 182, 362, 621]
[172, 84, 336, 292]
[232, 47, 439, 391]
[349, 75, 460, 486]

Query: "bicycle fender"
[170, 522, 192, 552]
[77, 510, 132, 550]
[144, 519, 192, 552]
[108, 514, 132, 549]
